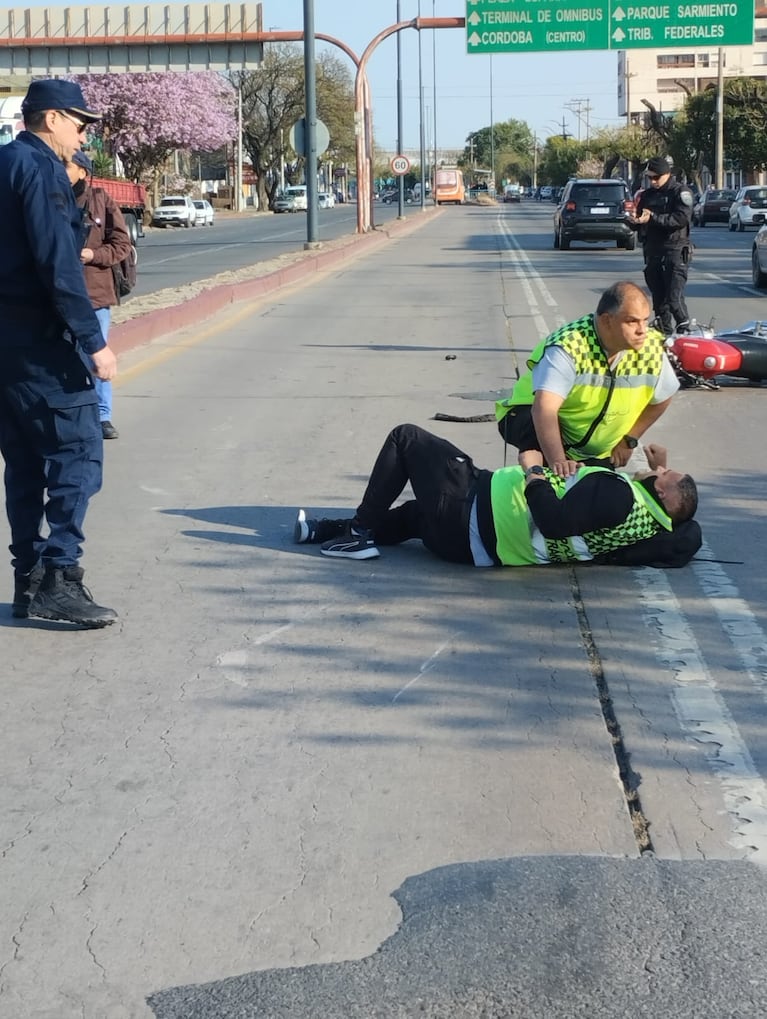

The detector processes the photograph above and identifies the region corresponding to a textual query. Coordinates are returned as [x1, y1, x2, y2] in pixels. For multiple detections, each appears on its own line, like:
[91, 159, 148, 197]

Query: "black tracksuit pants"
[354, 424, 479, 564]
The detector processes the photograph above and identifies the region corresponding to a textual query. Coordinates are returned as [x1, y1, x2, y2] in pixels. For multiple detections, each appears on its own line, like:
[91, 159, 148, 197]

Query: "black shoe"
[101, 421, 119, 440]
[28, 566, 117, 628]
[12, 563, 44, 618]
[320, 526, 380, 560]
[294, 509, 350, 545]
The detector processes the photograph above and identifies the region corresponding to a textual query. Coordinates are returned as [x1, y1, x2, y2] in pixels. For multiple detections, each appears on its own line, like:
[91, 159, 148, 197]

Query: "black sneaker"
[28, 566, 117, 628]
[101, 421, 119, 440]
[12, 563, 44, 618]
[320, 527, 380, 560]
[294, 509, 350, 545]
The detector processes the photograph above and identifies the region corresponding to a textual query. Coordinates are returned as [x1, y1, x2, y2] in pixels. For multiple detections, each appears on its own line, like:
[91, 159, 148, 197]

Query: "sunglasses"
[58, 110, 88, 133]
[647, 174, 661, 182]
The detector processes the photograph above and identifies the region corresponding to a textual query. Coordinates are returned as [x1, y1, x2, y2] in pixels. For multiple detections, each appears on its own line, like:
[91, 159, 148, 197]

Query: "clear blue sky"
[273, 1, 623, 151]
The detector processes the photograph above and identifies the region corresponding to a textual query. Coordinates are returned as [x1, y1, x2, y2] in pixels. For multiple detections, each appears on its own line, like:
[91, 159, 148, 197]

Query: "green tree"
[234, 43, 355, 211]
[675, 77, 767, 180]
[459, 119, 534, 187]
[537, 135, 584, 185]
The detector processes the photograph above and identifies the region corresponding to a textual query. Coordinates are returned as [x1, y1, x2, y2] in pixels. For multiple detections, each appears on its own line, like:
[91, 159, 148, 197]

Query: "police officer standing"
[630, 155, 694, 335]
[0, 79, 117, 627]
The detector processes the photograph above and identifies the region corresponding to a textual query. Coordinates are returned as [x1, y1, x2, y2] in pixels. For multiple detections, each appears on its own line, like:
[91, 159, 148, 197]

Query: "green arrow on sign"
[466, 0, 754, 53]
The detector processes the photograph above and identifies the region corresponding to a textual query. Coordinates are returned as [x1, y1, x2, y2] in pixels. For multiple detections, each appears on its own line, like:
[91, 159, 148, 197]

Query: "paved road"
[129, 200, 405, 299]
[2, 203, 766, 1019]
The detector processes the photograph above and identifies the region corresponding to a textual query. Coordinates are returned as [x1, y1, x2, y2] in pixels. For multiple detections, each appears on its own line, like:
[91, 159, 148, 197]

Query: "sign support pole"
[303, 0, 319, 246]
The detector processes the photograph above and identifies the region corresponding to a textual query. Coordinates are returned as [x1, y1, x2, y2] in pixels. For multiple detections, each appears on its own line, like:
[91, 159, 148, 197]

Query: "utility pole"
[566, 98, 592, 142]
[396, 0, 404, 217]
[715, 46, 724, 188]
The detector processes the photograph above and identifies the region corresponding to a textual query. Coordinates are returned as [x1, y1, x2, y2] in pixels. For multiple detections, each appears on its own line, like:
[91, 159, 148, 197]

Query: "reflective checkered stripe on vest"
[489, 465, 672, 566]
[495, 315, 667, 460]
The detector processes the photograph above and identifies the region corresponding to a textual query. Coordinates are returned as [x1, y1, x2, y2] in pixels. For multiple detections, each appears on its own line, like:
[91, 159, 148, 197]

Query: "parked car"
[273, 185, 308, 213]
[538, 185, 552, 200]
[729, 186, 767, 232]
[152, 194, 196, 228]
[318, 191, 335, 209]
[751, 223, 767, 287]
[192, 199, 215, 226]
[553, 178, 636, 250]
[692, 188, 737, 226]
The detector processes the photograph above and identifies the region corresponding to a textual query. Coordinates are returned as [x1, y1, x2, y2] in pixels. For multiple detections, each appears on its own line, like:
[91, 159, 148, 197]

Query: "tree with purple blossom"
[73, 72, 237, 192]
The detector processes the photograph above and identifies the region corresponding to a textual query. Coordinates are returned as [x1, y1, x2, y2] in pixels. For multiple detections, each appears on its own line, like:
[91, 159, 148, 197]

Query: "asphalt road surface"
[129, 199, 403, 299]
[2, 201, 766, 1019]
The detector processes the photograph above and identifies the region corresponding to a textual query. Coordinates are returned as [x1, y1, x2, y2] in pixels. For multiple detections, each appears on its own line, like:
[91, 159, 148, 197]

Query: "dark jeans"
[643, 249, 690, 333]
[0, 343, 102, 572]
[355, 424, 479, 564]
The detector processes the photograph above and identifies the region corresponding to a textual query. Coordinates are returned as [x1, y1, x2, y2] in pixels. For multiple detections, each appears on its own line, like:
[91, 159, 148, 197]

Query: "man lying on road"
[294, 423, 701, 569]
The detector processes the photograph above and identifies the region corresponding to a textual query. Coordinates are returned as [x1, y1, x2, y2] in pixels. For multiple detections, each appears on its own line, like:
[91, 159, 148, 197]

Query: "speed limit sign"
[390, 155, 411, 176]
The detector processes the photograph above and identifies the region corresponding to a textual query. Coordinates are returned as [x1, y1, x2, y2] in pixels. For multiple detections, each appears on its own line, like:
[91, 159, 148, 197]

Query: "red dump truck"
[92, 177, 147, 243]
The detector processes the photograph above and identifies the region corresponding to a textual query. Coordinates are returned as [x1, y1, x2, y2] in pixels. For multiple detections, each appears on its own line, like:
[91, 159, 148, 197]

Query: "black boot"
[28, 566, 117, 628]
[12, 563, 44, 618]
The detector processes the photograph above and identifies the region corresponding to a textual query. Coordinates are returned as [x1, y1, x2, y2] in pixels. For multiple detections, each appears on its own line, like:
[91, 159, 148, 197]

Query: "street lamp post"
[432, 0, 437, 200]
[396, 0, 404, 217]
[489, 54, 495, 194]
[418, 0, 426, 209]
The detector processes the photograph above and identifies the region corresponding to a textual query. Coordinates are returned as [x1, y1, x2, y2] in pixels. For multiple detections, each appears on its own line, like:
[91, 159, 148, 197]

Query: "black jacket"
[635, 177, 694, 253]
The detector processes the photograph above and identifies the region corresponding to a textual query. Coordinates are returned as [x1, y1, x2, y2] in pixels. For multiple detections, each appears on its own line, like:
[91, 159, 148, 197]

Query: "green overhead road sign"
[466, 0, 755, 54]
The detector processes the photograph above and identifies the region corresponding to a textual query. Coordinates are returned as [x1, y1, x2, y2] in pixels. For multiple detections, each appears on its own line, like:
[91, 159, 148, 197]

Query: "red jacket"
[76, 185, 132, 310]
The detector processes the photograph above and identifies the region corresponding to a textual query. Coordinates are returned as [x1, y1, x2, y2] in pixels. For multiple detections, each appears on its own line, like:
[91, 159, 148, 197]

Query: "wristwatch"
[525, 465, 546, 479]
[623, 435, 639, 449]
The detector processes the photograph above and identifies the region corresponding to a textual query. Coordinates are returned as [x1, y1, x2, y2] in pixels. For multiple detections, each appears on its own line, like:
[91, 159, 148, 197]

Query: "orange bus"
[434, 168, 465, 205]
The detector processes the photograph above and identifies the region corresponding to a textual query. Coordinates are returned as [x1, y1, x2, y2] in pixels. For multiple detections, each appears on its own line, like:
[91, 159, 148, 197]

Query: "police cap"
[645, 155, 672, 177]
[71, 149, 93, 173]
[21, 79, 101, 122]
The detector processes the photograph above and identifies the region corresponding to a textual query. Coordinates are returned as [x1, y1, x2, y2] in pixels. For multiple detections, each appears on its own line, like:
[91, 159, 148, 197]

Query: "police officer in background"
[630, 155, 694, 335]
[0, 79, 117, 627]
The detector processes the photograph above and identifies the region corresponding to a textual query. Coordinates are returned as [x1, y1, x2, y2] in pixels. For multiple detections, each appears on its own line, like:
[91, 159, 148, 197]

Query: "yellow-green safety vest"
[495, 314, 667, 460]
[489, 464, 672, 566]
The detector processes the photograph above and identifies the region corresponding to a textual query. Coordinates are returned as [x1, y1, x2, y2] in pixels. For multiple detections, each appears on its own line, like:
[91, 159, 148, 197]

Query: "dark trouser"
[497, 405, 541, 452]
[354, 424, 478, 564]
[0, 343, 103, 573]
[643, 248, 690, 334]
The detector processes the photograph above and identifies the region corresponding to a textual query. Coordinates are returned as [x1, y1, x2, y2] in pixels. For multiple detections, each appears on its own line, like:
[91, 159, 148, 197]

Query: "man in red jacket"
[65, 149, 132, 439]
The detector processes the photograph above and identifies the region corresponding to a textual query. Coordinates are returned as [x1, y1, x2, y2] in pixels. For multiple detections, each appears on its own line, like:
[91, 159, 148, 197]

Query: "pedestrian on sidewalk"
[0, 79, 117, 627]
[65, 149, 132, 441]
[294, 424, 700, 569]
[495, 281, 679, 477]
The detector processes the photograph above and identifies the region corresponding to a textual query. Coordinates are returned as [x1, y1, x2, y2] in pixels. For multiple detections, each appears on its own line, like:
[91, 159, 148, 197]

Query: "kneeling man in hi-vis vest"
[495, 280, 679, 478]
[293, 423, 701, 569]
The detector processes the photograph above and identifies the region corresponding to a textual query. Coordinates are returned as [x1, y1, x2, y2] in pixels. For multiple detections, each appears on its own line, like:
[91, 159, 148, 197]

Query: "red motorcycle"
[666, 320, 767, 390]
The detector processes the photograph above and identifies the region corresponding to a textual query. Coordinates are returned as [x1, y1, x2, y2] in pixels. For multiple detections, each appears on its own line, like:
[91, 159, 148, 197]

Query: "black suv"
[553, 179, 636, 250]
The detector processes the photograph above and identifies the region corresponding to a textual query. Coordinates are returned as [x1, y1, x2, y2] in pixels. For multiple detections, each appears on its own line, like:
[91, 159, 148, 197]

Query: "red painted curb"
[110, 211, 436, 359]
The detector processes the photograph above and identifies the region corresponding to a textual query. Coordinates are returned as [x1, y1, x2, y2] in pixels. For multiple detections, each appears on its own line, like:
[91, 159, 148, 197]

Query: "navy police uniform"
[0, 117, 105, 575]
[634, 161, 694, 334]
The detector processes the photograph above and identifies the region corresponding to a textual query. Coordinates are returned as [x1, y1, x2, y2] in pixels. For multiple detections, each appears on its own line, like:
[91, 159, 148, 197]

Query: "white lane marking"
[216, 648, 250, 687]
[392, 640, 451, 704]
[495, 215, 565, 336]
[691, 545, 767, 701]
[637, 568, 767, 866]
[216, 626, 295, 687]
